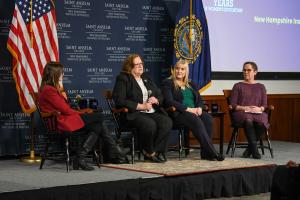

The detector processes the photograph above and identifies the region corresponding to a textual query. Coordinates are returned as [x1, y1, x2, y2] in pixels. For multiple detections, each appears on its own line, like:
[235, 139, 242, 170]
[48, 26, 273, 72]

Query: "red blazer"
[39, 85, 84, 132]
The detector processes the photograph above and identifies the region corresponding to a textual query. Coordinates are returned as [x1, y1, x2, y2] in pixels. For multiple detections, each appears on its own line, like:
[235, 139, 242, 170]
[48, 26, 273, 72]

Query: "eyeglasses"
[242, 69, 253, 72]
[133, 63, 143, 66]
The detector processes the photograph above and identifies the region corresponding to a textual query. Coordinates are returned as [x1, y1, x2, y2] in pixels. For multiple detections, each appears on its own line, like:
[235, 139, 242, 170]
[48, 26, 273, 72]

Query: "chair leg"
[231, 129, 239, 157]
[183, 129, 190, 157]
[265, 131, 274, 158]
[259, 138, 265, 155]
[226, 130, 235, 155]
[40, 141, 49, 170]
[178, 129, 183, 160]
[131, 134, 135, 164]
[65, 138, 70, 172]
[93, 148, 101, 168]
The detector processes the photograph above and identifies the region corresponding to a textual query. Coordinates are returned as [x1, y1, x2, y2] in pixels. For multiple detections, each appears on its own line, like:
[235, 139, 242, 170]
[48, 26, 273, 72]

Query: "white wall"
[202, 80, 300, 95]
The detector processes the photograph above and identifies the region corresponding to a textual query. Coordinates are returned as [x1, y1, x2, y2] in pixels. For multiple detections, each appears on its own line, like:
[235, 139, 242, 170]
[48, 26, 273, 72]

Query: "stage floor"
[0, 141, 299, 199]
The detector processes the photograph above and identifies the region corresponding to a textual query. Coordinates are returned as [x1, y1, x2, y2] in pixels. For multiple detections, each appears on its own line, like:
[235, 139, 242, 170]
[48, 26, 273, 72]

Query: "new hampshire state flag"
[173, 0, 211, 92]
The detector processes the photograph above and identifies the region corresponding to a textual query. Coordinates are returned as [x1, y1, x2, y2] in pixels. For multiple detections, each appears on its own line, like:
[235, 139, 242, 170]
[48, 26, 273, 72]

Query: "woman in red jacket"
[39, 62, 125, 170]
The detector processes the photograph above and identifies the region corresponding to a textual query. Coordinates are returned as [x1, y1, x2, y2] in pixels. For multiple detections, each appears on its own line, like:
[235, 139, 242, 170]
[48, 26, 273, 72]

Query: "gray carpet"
[0, 141, 299, 197]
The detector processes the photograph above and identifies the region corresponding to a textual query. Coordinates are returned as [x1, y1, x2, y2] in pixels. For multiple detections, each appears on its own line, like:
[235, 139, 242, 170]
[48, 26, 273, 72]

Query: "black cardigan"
[161, 78, 205, 117]
[112, 72, 164, 120]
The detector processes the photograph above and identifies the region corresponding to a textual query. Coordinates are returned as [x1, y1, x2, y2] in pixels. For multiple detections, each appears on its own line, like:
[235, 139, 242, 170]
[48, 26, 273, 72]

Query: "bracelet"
[260, 107, 264, 112]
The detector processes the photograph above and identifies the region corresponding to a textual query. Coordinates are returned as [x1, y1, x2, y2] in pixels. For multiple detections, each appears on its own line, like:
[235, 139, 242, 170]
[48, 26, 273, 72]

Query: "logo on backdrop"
[57, 23, 72, 39]
[141, 5, 165, 21]
[64, 0, 92, 17]
[65, 45, 93, 62]
[204, 0, 243, 13]
[104, 2, 129, 20]
[174, 15, 203, 63]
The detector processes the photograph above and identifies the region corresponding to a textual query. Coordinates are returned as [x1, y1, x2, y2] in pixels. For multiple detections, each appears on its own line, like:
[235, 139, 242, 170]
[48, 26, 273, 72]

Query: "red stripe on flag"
[43, 14, 59, 61]
[35, 19, 51, 62]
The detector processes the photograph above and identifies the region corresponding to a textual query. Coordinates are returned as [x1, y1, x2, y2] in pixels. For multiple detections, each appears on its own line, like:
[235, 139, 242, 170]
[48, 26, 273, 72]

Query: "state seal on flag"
[174, 15, 203, 63]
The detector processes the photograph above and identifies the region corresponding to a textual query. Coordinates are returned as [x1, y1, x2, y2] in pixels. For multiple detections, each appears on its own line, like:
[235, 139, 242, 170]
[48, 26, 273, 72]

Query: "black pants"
[271, 165, 300, 200]
[172, 111, 218, 157]
[125, 112, 172, 154]
[80, 112, 119, 158]
[243, 120, 265, 145]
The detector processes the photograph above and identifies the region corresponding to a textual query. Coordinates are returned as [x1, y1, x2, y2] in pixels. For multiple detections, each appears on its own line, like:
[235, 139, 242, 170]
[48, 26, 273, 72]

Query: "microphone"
[147, 90, 152, 99]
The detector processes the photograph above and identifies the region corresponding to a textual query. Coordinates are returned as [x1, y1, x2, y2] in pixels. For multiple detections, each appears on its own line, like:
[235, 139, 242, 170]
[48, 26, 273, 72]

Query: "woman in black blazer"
[113, 54, 172, 163]
[162, 59, 224, 161]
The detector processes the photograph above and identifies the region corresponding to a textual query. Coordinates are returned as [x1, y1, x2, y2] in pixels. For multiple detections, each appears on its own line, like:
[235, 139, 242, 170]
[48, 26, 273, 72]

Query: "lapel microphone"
[147, 90, 152, 99]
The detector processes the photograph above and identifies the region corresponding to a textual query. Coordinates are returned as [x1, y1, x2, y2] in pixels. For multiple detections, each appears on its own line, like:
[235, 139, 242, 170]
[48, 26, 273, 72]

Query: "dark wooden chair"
[223, 89, 274, 158]
[30, 92, 101, 172]
[103, 90, 141, 164]
[165, 106, 190, 160]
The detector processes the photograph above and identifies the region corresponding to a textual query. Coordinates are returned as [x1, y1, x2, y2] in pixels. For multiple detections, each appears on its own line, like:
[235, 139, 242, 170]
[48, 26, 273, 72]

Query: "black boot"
[73, 132, 98, 171]
[73, 148, 94, 171]
[101, 125, 128, 164]
[249, 142, 261, 159]
[242, 147, 251, 158]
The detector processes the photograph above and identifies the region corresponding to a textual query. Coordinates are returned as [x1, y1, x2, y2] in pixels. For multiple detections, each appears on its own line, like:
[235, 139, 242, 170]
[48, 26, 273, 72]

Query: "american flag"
[7, 0, 59, 113]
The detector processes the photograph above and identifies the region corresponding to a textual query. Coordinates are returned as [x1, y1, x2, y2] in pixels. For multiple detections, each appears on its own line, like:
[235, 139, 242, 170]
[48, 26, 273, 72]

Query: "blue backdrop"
[0, 0, 180, 156]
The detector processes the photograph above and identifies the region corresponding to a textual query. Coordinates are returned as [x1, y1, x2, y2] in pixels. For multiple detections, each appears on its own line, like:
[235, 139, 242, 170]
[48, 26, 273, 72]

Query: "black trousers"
[271, 165, 300, 200]
[243, 120, 265, 146]
[125, 112, 172, 154]
[172, 111, 218, 157]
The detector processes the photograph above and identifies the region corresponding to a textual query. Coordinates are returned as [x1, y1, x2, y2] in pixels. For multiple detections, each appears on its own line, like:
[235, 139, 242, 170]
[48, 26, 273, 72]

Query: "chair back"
[30, 92, 60, 134]
[103, 90, 128, 139]
[222, 90, 236, 127]
[223, 89, 232, 105]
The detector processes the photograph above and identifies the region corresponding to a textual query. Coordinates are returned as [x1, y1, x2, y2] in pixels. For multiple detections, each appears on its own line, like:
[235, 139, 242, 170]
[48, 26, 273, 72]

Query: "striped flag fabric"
[7, 0, 59, 113]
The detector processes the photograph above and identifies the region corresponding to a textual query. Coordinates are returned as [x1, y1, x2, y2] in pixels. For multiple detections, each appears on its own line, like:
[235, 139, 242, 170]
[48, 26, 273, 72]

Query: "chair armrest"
[203, 104, 209, 112]
[165, 106, 176, 112]
[41, 111, 61, 118]
[228, 105, 234, 110]
[265, 105, 274, 111]
[112, 107, 129, 113]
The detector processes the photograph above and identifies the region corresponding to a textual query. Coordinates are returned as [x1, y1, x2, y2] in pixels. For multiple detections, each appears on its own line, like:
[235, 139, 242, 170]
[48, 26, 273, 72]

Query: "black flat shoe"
[144, 155, 164, 163]
[252, 153, 261, 159]
[156, 153, 167, 162]
[202, 153, 225, 161]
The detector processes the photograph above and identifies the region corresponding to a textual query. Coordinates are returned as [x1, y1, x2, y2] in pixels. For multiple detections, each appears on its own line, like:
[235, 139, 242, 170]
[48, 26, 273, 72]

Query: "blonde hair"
[170, 59, 191, 89]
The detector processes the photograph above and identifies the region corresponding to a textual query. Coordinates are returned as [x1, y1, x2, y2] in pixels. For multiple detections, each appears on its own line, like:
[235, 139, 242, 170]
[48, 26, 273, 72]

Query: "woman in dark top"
[162, 59, 224, 161]
[231, 61, 269, 159]
[112, 54, 172, 163]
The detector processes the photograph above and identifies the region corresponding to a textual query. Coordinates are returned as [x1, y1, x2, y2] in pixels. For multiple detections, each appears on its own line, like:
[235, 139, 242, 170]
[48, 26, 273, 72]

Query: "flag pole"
[29, 0, 33, 48]
[21, 112, 41, 163]
[189, 0, 193, 55]
[20, 0, 41, 164]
